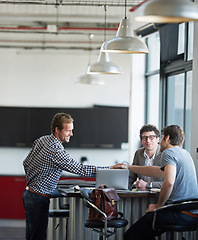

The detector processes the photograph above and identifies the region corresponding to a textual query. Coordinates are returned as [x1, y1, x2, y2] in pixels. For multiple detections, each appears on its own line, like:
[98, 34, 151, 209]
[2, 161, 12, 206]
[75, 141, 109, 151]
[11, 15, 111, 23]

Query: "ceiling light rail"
[0, 0, 142, 6]
[0, 45, 100, 50]
[0, 29, 115, 35]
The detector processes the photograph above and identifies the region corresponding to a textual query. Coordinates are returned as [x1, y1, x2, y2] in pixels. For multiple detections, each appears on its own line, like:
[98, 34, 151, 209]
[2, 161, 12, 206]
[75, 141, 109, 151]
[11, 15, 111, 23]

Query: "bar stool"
[152, 198, 198, 240]
[80, 188, 128, 240]
[49, 188, 70, 240]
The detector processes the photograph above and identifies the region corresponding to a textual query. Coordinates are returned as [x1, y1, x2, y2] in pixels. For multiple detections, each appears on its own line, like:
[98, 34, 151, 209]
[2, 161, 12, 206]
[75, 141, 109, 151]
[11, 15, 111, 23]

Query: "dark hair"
[140, 124, 160, 139]
[161, 125, 185, 146]
[51, 113, 74, 134]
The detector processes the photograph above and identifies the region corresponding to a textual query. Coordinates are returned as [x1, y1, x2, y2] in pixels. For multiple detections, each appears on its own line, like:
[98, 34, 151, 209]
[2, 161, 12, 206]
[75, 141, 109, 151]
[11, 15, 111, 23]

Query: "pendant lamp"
[87, 6, 121, 74]
[101, 18, 149, 54]
[135, 0, 198, 23]
[100, 0, 149, 54]
[75, 74, 105, 85]
[87, 51, 121, 74]
[75, 34, 105, 85]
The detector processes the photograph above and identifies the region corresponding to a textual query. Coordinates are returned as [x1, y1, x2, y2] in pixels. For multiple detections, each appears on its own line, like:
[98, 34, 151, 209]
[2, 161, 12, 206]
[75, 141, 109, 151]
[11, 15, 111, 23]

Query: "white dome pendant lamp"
[135, 0, 198, 23]
[75, 74, 105, 85]
[75, 34, 105, 85]
[87, 51, 121, 74]
[100, 0, 149, 54]
[87, 6, 121, 74]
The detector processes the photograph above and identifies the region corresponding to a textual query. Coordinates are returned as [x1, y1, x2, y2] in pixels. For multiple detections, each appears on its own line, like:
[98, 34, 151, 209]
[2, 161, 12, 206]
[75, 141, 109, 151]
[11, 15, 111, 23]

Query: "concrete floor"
[0, 227, 25, 240]
[0, 220, 25, 240]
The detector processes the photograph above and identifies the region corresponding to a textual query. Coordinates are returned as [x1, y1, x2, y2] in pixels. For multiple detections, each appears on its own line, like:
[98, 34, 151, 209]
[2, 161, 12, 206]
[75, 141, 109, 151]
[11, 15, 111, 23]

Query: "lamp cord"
[88, 34, 91, 65]
[88, 34, 94, 66]
[55, 0, 59, 34]
[104, 5, 107, 41]
[125, 0, 127, 19]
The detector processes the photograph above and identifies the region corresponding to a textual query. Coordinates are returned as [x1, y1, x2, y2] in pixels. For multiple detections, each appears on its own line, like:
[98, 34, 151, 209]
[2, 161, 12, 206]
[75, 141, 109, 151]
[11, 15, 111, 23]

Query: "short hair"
[140, 124, 160, 139]
[161, 125, 185, 146]
[51, 113, 74, 134]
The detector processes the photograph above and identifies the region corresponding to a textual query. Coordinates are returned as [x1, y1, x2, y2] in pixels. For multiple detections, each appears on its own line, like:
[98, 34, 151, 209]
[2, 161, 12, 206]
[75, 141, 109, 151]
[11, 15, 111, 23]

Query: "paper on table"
[130, 189, 151, 193]
[151, 188, 161, 193]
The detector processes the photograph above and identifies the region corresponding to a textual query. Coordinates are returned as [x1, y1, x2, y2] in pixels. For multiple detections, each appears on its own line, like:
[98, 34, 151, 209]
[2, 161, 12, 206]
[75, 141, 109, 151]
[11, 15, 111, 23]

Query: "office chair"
[80, 188, 128, 240]
[49, 188, 70, 240]
[152, 198, 198, 240]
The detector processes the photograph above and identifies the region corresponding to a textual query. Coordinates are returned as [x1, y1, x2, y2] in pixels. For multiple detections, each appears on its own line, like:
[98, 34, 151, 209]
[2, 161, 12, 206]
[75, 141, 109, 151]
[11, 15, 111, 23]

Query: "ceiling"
[0, 0, 143, 50]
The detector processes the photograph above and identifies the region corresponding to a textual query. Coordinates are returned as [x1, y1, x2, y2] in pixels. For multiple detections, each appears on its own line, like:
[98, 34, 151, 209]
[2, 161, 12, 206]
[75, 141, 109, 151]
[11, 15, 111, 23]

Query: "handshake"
[110, 163, 128, 169]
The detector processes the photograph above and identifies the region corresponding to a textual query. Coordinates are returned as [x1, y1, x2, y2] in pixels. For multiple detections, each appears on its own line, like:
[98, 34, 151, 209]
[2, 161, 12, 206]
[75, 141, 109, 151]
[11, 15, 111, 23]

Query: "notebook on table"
[95, 169, 129, 190]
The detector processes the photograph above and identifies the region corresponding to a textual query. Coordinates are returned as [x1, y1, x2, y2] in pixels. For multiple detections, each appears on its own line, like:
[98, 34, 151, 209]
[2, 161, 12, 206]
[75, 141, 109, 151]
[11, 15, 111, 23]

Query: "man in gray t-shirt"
[124, 125, 198, 240]
[162, 146, 198, 203]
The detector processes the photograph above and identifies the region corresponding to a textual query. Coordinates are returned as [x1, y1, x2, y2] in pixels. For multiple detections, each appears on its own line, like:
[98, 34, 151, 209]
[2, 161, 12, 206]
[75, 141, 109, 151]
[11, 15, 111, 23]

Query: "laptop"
[95, 169, 129, 190]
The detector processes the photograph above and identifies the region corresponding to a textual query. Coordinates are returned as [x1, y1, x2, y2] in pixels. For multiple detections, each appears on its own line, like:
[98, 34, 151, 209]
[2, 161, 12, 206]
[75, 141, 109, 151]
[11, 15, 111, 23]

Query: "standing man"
[124, 125, 198, 240]
[23, 112, 125, 240]
[129, 124, 163, 190]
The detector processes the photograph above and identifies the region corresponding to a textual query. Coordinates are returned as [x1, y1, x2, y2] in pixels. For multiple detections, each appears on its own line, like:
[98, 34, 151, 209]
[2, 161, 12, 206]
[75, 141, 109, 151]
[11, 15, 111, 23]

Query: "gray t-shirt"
[161, 146, 198, 203]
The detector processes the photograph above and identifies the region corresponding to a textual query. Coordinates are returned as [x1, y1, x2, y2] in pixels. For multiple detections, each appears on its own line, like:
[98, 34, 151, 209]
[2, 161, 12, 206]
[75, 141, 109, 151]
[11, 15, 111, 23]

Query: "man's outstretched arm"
[128, 165, 164, 178]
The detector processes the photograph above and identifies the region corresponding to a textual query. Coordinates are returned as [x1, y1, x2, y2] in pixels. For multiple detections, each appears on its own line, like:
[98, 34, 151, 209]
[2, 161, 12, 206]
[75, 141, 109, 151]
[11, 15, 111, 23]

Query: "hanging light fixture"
[87, 6, 121, 74]
[75, 34, 105, 85]
[135, 0, 198, 23]
[87, 51, 121, 74]
[75, 74, 105, 85]
[100, 0, 149, 54]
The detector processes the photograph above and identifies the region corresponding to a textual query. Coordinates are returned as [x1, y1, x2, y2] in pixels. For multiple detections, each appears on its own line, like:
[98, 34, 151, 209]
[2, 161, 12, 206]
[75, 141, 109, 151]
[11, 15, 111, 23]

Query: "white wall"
[128, 54, 146, 164]
[0, 147, 129, 176]
[0, 49, 131, 108]
[0, 48, 145, 175]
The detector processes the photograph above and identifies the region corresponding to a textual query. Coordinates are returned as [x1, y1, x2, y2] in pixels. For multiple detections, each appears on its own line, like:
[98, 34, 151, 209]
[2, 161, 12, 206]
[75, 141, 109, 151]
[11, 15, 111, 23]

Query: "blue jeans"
[124, 209, 198, 240]
[23, 189, 50, 240]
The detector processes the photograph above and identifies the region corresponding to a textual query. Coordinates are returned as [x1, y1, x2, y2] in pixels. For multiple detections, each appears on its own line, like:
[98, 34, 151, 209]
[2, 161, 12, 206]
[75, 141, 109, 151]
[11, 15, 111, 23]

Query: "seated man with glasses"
[129, 124, 164, 190]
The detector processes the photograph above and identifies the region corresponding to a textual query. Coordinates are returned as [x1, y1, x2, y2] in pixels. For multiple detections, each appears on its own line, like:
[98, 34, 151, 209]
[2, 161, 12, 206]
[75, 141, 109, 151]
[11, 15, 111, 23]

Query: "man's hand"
[110, 163, 128, 169]
[146, 203, 160, 213]
[135, 179, 147, 190]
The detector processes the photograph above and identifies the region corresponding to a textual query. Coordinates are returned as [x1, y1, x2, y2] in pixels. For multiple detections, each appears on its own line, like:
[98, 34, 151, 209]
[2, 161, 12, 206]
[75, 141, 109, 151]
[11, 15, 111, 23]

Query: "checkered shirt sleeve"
[23, 135, 108, 194]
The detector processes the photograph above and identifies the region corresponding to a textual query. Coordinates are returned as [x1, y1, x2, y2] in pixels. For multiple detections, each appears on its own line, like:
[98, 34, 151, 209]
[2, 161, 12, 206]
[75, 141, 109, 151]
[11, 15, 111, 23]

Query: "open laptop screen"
[95, 169, 129, 190]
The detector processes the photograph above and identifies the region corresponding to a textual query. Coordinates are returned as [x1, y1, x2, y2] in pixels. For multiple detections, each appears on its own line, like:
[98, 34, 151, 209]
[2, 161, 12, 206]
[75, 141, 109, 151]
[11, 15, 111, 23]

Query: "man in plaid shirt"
[23, 112, 125, 240]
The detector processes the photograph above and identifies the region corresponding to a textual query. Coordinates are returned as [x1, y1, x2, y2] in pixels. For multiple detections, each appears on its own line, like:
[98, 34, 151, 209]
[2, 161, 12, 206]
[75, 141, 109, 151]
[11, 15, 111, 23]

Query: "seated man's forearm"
[128, 165, 163, 178]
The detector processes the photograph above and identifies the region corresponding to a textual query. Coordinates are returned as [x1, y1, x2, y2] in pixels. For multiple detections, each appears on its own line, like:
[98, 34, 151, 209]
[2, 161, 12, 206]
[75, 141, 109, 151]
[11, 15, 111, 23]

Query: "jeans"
[124, 209, 198, 240]
[23, 189, 50, 240]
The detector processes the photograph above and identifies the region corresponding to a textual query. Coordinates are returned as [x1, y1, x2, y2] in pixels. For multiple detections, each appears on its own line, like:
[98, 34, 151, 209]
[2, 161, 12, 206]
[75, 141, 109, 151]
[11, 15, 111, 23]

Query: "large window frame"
[162, 61, 192, 151]
[144, 22, 193, 151]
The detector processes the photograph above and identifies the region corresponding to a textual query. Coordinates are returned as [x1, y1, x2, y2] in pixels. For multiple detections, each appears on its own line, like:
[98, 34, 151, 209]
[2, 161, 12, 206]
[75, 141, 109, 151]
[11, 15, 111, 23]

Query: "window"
[144, 22, 193, 151]
[187, 22, 194, 61]
[162, 23, 193, 151]
[145, 32, 160, 127]
[146, 74, 160, 127]
[185, 71, 192, 151]
[147, 32, 160, 72]
[165, 71, 192, 151]
[166, 73, 185, 128]
[178, 23, 185, 55]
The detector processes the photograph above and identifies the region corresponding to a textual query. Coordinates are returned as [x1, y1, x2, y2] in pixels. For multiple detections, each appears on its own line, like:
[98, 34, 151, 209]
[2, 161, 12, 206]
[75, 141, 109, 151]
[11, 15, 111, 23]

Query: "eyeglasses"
[141, 135, 156, 141]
